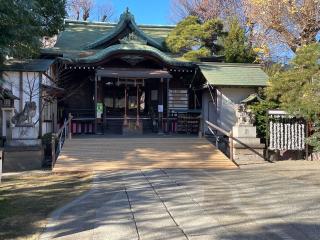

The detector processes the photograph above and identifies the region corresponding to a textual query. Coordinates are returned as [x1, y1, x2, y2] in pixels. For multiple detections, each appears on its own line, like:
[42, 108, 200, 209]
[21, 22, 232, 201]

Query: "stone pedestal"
[8, 126, 41, 147]
[232, 124, 265, 165]
[4, 126, 43, 172]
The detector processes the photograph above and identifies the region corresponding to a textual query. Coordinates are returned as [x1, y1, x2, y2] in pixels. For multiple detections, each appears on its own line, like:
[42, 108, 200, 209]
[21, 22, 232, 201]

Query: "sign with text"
[168, 89, 188, 110]
[96, 103, 103, 119]
[158, 105, 164, 113]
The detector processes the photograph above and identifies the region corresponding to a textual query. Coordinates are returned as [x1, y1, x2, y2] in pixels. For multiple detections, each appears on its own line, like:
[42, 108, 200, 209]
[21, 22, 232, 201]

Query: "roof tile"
[199, 62, 268, 87]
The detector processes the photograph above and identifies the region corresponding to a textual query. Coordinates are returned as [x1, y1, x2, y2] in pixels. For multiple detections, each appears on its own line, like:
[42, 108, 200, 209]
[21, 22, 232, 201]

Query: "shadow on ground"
[40, 168, 320, 240]
[0, 173, 92, 240]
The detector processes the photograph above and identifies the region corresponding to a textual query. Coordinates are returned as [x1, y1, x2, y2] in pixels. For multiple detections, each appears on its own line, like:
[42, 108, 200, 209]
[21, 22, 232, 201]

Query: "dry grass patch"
[0, 172, 92, 240]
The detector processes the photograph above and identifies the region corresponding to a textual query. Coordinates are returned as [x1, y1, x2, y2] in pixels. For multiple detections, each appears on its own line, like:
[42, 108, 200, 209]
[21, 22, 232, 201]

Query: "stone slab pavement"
[40, 161, 320, 240]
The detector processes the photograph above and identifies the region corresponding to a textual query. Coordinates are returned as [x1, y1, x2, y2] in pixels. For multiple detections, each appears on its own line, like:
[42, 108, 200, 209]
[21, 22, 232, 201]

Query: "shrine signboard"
[96, 103, 103, 119]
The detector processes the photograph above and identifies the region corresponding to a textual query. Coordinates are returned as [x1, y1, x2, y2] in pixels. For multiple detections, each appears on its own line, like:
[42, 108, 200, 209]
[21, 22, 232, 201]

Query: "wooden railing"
[51, 113, 73, 169]
[205, 120, 234, 162]
[206, 120, 265, 163]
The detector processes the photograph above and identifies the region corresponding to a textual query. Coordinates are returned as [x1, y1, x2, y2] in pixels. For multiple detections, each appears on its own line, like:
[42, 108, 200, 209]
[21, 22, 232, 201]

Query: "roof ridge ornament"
[119, 7, 134, 22]
[83, 8, 165, 51]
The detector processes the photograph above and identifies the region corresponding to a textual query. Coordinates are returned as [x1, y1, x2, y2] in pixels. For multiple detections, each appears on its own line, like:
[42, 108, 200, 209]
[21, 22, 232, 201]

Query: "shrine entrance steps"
[53, 137, 237, 172]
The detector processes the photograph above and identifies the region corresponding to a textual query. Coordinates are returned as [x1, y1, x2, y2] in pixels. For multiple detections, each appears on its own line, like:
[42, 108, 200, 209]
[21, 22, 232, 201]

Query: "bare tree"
[81, 0, 93, 21]
[67, 0, 94, 21]
[95, 3, 114, 22]
[67, 0, 114, 22]
[244, 0, 320, 53]
[170, 0, 244, 22]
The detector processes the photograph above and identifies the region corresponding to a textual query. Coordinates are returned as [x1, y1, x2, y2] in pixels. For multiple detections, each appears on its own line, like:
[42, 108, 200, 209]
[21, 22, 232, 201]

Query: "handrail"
[206, 120, 231, 137]
[205, 120, 265, 162]
[51, 113, 73, 169]
[205, 120, 234, 162]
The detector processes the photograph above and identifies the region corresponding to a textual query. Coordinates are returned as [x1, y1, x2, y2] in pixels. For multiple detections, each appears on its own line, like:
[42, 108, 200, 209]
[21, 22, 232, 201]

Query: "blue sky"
[95, 0, 173, 24]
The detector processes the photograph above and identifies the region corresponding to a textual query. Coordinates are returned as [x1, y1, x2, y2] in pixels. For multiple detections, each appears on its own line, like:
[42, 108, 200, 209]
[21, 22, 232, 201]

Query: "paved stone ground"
[40, 161, 320, 240]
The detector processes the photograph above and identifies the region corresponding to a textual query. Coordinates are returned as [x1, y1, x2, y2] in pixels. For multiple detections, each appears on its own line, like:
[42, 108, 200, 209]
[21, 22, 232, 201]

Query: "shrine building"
[1, 9, 268, 138]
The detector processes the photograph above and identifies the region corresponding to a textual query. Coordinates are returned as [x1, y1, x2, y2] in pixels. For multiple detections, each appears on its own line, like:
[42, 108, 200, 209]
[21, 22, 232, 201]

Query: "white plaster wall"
[202, 90, 217, 132]
[42, 122, 53, 135]
[203, 87, 257, 133]
[217, 87, 256, 131]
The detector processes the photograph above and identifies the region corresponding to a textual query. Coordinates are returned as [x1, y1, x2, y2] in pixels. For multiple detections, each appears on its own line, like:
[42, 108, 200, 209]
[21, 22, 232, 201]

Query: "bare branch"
[67, 0, 94, 21]
[95, 3, 114, 22]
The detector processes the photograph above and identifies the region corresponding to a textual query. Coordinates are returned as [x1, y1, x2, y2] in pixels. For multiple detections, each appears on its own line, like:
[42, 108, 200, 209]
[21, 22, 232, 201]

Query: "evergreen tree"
[267, 43, 320, 150]
[223, 19, 256, 63]
[165, 16, 224, 61]
[0, 0, 67, 64]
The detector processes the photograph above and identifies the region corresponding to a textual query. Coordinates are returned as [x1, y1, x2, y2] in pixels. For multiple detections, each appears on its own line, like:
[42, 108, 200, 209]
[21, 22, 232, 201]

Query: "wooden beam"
[38, 73, 43, 137]
[136, 84, 140, 128]
[43, 72, 56, 84]
[94, 75, 98, 134]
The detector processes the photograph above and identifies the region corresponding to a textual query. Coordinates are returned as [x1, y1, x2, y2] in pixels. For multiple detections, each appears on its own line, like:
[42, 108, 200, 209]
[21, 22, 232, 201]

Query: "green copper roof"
[84, 9, 166, 50]
[60, 43, 195, 67]
[199, 62, 268, 87]
[55, 19, 174, 51]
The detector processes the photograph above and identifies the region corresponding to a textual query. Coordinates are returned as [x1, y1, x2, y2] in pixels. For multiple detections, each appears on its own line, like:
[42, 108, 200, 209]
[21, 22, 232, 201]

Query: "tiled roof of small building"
[198, 62, 268, 87]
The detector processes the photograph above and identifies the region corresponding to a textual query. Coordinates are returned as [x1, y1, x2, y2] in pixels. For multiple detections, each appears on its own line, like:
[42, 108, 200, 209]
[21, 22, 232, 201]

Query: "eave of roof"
[0, 59, 55, 72]
[241, 93, 263, 103]
[96, 68, 172, 79]
[198, 62, 268, 87]
[60, 43, 196, 68]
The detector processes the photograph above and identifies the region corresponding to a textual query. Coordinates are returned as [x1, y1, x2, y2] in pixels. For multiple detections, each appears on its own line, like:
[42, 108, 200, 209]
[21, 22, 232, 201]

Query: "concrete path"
[41, 162, 320, 240]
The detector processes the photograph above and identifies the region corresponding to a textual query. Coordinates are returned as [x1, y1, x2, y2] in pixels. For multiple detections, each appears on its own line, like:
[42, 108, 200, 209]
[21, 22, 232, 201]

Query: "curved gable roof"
[60, 43, 195, 68]
[83, 9, 166, 51]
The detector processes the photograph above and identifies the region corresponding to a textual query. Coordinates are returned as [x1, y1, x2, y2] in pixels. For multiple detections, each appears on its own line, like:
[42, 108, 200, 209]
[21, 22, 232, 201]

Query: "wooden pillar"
[68, 113, 72, 140]
[166, 78, 170, 125]
[38, 73, 43, 137]
[124, 84, 128, 126]
[305, 120, 309, 160]
[51, 133, 56, 169]
[136, 83, 140, 128]
[19, 72, 23, 112]
[158, 78, 164, 134]
[94, 75, 98, 134]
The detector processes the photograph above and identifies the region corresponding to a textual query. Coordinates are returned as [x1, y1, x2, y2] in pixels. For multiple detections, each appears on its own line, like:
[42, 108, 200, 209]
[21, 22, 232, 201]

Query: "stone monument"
[9, 102, 40, 147]
[232, 104, 265, 165]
